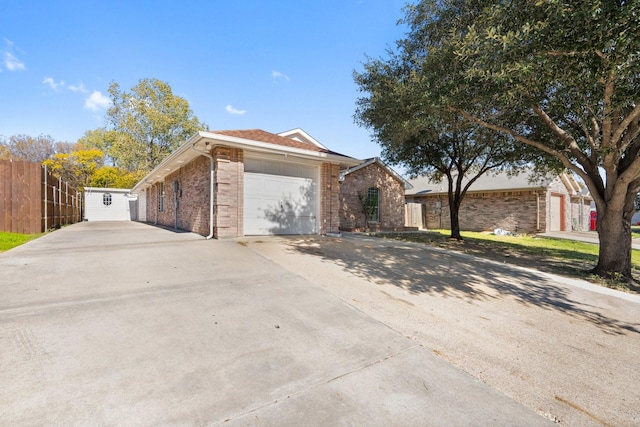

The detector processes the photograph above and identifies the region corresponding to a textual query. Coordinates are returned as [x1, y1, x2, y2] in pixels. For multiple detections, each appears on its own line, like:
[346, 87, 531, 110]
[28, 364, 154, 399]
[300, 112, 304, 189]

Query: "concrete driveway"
[0, 222, 548, 426]
[245, 233, 640, 426]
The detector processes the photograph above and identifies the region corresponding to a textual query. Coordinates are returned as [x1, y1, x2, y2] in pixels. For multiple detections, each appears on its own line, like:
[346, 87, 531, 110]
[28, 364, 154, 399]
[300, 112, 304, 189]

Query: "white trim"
[132, 130, 360, 194]
[277, 128, 327, 149]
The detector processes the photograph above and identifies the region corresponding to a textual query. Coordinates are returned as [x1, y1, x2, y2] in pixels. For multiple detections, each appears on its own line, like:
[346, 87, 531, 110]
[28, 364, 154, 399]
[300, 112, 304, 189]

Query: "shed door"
[550, 194, 563, 231]
[243, 158, 319, 235]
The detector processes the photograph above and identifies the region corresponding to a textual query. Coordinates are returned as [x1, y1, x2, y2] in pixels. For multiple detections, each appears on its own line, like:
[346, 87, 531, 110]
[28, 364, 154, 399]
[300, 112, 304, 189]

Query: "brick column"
[213, 147, 243, 238]
[321, 163, 340, 234]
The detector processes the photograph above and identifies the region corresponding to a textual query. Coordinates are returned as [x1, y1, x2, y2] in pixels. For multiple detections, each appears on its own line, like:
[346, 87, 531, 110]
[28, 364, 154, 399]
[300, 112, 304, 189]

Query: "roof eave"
[132, 131, 360, 193]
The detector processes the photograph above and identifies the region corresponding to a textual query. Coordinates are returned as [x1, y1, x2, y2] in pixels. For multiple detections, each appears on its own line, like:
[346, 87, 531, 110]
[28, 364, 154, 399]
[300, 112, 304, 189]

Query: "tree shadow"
[281, 235, 640, 336]
[261, 180, 318, 235]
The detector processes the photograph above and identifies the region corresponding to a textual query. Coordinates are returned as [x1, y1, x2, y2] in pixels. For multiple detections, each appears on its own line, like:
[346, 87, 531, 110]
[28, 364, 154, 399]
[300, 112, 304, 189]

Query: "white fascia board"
[84, 187, 135, 193]
[131, 131, 360, 193]
[197, 131, 360, 166]
[277, 128, 327, 149]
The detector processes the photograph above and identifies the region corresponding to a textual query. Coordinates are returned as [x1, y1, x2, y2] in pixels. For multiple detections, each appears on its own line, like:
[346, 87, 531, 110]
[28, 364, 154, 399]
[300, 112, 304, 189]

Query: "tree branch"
[532, 106, 595, 171]
[611, 104, 640, 149]
[453, 107, 605, 205]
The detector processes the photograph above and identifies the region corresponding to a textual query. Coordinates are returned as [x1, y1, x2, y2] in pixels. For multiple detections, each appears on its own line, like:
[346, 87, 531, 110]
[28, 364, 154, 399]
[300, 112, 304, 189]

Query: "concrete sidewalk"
[539, 230, 640, 250]
[0, 222, 549, 426]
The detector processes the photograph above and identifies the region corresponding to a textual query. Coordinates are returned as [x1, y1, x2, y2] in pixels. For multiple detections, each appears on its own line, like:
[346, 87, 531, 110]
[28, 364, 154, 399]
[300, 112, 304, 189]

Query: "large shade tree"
[353, 65, 540, 239]
[354, 4, 550, 240]
[106, 78, 208, 172]
[373, 0, 639, 281]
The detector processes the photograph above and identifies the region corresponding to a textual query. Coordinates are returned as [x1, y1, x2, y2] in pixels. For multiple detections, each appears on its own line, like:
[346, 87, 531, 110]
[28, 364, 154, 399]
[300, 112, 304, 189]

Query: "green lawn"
[0, 231, 43, 252]
[373, 230, 639, 293]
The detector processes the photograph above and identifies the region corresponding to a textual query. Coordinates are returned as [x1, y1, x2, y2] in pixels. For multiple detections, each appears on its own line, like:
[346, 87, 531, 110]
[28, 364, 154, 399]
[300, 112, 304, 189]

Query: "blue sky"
[0, 0, 408, 160]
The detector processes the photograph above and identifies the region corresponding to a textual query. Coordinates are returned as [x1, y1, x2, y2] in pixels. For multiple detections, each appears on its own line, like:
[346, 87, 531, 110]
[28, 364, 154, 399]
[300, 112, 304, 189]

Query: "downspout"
[534, 191, 540, 231]
[154, 185, 158, 225]
[191, 142, 215, 239]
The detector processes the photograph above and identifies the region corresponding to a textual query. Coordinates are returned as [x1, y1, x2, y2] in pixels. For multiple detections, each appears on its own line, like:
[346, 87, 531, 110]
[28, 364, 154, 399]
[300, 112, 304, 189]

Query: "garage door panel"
[244, 172, 318, 235]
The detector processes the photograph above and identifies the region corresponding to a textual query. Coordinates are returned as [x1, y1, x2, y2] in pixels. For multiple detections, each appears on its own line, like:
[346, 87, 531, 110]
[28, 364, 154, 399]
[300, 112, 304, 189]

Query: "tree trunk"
[449, 197, 463, 240]
[593, 208, 632, 281]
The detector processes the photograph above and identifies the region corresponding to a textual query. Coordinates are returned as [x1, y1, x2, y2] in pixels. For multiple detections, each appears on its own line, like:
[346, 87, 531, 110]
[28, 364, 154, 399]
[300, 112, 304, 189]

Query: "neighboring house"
[338, 157, 413, 231]
[405, 171, 592, 234]
[131, 129, 360, 237]
[84, 187, 137, 222]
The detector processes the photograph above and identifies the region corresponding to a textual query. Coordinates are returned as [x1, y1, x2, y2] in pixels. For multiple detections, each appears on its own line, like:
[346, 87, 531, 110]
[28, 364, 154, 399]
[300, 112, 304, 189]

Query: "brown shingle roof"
[213, 129, 327, 153]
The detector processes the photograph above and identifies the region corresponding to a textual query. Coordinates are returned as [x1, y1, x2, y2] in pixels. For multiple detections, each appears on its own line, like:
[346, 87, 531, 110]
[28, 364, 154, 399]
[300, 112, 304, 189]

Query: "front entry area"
[243, 156, 319, 235]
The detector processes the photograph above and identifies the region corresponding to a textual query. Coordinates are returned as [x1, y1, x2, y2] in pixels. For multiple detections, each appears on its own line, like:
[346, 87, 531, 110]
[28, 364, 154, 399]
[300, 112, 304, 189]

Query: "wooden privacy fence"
[0, 160, 83, 234]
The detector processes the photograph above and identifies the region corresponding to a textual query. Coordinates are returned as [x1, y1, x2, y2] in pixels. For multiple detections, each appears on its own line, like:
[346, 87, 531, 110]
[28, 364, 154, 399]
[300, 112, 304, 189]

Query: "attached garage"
[132, 128, 360, 238]
[244, 156, 319, 235]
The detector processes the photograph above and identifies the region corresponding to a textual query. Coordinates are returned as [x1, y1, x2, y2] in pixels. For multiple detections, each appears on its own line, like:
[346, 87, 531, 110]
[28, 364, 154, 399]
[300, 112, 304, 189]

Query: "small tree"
[358, 189, 379, 228]
[43, 149, 104, 191]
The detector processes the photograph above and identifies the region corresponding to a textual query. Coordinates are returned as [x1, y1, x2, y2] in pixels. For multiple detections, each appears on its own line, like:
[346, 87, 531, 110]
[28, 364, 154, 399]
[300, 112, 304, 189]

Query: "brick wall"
[167, 156, 210, 235]
[320, 163, 340, 234]
[409, 178, 591, 234]
[412, 190, 545, 234]
[339, 163, 406, 231]
[213, 147, 243, 238]
[144, 148, 244, 237]
[143, 154, 346, 237]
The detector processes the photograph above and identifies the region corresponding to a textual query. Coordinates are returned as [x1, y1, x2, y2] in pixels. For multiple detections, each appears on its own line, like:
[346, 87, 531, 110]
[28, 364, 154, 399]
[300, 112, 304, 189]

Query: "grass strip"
[0, 231, 43, 252]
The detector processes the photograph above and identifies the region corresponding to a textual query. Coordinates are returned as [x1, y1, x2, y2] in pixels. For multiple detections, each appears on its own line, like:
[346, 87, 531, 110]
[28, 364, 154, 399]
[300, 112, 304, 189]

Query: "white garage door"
[244, 158, 319, 235]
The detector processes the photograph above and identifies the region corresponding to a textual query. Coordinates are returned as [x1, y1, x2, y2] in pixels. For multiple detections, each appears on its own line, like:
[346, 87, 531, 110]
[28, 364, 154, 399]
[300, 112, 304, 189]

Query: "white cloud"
[85, 91, 111, 111]
[272, 70, 290, 82]
[2, 39, 25, 71]
[68, 82, 89, 93]
[42, 77, 65, 91]
[225, 104, 246, 115]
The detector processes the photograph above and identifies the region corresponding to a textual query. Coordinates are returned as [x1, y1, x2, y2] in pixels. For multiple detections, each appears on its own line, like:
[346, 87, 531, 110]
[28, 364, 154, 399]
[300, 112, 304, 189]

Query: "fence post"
[43, 165, 48, 231]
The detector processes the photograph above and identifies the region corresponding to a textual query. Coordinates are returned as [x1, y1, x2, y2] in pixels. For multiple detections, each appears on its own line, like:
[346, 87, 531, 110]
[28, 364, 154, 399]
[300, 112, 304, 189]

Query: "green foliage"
[89, 166, 145, 189]
[77, 128, 118, 163]
[358, 190, 379, 222]
[369, 0, 640, 279]
[354, 0, 553, 238]
[106, 78, 208, 172]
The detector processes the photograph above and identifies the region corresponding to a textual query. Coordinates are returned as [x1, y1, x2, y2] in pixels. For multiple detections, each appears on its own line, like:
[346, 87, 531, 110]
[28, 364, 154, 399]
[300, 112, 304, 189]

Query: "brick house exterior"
[405, 172, 592, 234]
[132, 129, 360, 238]
[338, 158, 412, 231]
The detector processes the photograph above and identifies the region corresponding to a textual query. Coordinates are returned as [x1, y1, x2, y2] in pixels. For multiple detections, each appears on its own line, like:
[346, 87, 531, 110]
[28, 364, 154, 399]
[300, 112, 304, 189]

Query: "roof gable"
[277, 128, 327, 150]
[213, 129, 327, 153]
[131, 128, 361, 193]
[340, 158, 413, 189]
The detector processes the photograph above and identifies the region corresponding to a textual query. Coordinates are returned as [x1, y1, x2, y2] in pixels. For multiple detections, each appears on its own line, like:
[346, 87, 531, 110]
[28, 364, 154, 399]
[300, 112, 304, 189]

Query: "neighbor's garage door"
[244, 158, 319, 235]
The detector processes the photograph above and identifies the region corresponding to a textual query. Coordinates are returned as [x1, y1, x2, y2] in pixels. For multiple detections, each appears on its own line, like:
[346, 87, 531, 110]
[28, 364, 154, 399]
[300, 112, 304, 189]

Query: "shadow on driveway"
[282, 235, 640, 336]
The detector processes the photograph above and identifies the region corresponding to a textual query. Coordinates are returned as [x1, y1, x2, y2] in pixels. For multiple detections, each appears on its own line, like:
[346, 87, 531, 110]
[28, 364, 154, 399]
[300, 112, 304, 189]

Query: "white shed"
[84, 187, 137, 221]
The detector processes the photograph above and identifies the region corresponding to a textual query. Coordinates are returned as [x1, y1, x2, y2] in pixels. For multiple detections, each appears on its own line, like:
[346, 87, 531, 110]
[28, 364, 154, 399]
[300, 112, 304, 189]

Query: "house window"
[103, 193, 112, 206]
[365, 187, 379, 222]
[159, 183, 165, 212]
